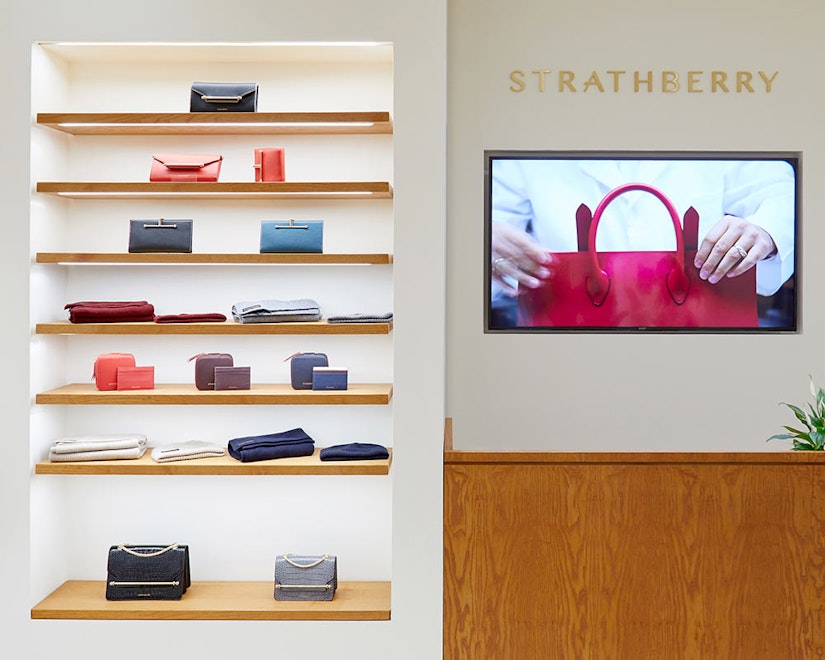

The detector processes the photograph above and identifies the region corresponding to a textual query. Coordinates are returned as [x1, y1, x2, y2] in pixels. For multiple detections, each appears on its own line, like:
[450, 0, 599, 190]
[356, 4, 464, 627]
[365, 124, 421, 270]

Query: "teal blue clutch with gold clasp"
[260, 219, 323, 253]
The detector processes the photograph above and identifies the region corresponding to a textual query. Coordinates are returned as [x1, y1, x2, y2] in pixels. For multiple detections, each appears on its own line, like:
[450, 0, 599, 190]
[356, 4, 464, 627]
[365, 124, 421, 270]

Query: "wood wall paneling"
[444, 454, 825, 659]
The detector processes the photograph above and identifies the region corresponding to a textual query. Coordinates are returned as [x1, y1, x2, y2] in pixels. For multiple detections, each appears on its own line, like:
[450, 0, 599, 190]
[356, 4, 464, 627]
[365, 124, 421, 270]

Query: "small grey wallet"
[214, 366, 251, 391]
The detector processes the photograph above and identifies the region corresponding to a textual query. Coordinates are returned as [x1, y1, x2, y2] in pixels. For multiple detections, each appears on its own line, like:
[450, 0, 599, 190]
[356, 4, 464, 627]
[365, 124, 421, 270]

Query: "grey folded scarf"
[231, 299, 321, 324]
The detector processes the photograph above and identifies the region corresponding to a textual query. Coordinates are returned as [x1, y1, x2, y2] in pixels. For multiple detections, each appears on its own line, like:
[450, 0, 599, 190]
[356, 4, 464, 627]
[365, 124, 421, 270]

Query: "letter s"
[510, 70, 525, 93]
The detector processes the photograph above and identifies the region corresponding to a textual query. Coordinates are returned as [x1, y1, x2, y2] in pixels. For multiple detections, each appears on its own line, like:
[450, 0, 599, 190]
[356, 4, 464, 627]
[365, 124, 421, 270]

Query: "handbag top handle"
[282, 554, 330, 569]
[586, 182, 692, 306]
[117, 543, 179, 557]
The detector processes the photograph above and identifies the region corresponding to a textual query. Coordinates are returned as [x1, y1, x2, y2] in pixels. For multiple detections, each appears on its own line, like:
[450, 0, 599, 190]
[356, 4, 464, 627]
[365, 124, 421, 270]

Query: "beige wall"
[447, 0, 823, 451]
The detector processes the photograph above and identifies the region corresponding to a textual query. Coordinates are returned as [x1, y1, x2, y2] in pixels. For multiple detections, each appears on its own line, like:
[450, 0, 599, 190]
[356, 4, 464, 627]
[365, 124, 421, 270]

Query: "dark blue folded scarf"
[319, 443, 389, 461]
[227, 428, 315, 463]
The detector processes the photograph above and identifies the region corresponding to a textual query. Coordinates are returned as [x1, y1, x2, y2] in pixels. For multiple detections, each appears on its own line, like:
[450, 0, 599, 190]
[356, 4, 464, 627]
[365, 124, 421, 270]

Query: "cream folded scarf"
[49, 434, 148, 462]
[151, 440, 226, 463]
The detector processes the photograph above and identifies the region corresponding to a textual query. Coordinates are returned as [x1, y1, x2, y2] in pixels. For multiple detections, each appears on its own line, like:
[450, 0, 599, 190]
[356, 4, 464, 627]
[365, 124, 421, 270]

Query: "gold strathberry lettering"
[711, 71, 729, 93]
[759, 70, 778, 92]
[737, 71, 755, 93]
[583, 71, 605, 92]
[509, 70, 525, 93]
[559, 70, 576, 92]
[662, 71, 680, 93]
[687, 71, 704, 93]
[531, 70, 552, 92]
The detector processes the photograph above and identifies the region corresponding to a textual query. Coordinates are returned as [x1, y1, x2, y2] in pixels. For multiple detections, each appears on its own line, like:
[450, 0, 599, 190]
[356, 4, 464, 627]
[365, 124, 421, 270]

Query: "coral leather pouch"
[150, 153, 223, 182]
[106, 543, 190, 601]
[285, 352, 328, 389]
[188, 353, 234, 391]
[260, 219, 323, 253]
[190, 82, 258, 112]
[116, 366, 155, 391]
[93, 353, 136, 391]
[128, 218, 193, 253]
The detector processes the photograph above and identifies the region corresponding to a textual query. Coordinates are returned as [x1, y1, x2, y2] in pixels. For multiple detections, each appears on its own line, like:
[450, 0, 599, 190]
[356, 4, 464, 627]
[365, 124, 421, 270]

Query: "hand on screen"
[694, 215, 777, 284]
[491, 224, 554, 295]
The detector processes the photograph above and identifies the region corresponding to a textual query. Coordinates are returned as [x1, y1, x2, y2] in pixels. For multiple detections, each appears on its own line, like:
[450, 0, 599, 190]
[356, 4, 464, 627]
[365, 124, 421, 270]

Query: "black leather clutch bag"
[128, 218, 192, 253]
[190, 82, 258, 112]
[106, 543, 190, 601]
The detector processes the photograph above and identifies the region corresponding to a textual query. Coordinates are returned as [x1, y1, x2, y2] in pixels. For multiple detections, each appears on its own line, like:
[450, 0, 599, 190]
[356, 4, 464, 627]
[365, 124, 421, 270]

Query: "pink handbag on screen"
[518, 183, 758, 329]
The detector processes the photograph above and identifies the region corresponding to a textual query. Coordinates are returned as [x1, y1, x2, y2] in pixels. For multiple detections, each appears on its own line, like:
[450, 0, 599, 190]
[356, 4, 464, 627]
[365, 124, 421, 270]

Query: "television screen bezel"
[483, 149, 801, 334]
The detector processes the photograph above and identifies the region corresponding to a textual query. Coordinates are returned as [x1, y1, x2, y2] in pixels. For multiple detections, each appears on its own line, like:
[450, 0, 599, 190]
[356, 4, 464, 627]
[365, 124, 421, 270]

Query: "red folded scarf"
[154, 313, 227, 323]
[65, 301, 156, 323]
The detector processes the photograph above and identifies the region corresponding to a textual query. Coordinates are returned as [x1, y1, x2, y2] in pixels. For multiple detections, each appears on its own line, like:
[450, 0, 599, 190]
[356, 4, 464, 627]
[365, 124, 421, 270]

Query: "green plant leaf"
[783, 403, 812, 429]
[792, 440, 814, 451]
[767, 433, 795, 441]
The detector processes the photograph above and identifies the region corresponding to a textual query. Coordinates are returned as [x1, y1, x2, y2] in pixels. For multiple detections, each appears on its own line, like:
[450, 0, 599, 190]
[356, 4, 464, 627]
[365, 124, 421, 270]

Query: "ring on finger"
[733, 245, 748, 259]
[493, 257, 512, 275]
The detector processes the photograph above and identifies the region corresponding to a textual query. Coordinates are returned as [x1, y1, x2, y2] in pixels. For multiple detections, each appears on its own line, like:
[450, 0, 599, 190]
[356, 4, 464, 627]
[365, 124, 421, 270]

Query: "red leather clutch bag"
[93, 353, 136, 391]
[150, 153, 223, 182]
[116, 366, 155, 391]
[254, 148, 285, 182]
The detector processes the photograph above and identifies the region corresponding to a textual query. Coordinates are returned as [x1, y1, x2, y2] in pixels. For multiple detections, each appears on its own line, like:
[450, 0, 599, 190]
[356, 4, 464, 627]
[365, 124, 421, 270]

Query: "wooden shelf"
[35, 320, 393, 335]
[36, 181, 393, 199]
[36, 447, 392, 475]
[35, 383, 393, 405]
[36, 252, 393, 265]
[31, 580, 391, 621]
[37, 111, 393, 135]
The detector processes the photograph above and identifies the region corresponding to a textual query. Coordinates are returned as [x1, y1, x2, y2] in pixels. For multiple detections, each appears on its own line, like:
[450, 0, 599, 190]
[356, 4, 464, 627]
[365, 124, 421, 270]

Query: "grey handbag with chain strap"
[274, 554, 337, 601]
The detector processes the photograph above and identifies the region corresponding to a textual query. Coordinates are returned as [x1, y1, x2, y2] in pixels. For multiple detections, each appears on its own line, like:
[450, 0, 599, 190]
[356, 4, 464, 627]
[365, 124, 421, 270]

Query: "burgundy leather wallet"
[214, 366, 251, 391]
[116, 366, 155, 391]
[189, 353, 234, 390]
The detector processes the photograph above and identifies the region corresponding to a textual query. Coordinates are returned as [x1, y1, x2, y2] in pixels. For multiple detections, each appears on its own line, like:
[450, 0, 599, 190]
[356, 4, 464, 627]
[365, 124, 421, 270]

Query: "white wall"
[447, 0, 824, 451]
[0, 2, 446, 659]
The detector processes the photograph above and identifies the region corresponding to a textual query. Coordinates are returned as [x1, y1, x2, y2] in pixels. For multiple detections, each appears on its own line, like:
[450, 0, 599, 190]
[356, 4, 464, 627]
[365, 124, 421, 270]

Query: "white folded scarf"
[49, 434, 148, 462]
[151, 440, 226, 463]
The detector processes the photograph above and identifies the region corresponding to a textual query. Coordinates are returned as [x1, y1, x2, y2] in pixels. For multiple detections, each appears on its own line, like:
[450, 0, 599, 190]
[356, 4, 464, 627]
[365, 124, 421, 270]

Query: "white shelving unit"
[29, 41, 395, 621]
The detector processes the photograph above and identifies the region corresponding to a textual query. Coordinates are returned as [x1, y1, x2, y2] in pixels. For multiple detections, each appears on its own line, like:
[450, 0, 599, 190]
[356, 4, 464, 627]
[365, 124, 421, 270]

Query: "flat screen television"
[484, 150, 800, 333]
